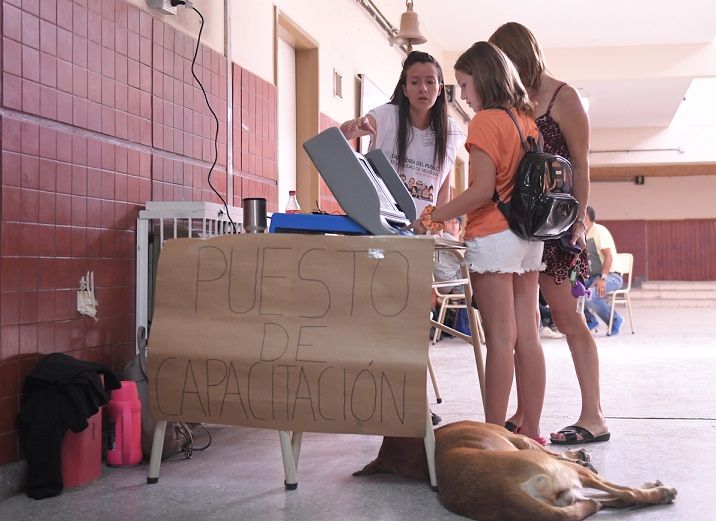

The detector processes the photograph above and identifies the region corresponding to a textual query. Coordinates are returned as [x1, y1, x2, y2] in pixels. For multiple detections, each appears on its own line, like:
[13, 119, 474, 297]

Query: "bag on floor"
[493, 109, 579, 241]
[454, 307, 471, 336]
[120, 353, 194, 460]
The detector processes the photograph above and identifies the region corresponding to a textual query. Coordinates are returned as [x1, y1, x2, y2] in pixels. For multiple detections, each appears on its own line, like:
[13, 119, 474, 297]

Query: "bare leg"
[540, 274, 608, 441]
[506, 357, 525, 429]
[505, 306, 540, 430]
[469, 271, 516, 426]
[512, 271, 545, 441]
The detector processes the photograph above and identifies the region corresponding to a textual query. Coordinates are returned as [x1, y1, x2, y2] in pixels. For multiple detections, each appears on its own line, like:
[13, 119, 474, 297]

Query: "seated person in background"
[432, 215, 464, 336]
[433, 216, 464, 282]
[431, 216, 464, 312]
[583, 206, 624, 335]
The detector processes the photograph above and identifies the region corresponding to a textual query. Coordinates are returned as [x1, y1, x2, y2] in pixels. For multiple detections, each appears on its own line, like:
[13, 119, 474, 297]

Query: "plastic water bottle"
[285, 190, 301, 213]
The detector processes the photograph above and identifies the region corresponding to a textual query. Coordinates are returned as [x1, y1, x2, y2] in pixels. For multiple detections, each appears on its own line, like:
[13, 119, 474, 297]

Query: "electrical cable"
[175, 1, 237, 232]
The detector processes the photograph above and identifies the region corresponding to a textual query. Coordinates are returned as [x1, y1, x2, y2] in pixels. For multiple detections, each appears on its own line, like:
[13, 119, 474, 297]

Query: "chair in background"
[432, 278, 485, 346]
[607, 252, 635, 335]
[428, 274, 486, 403]
[428, 244, 487, 414]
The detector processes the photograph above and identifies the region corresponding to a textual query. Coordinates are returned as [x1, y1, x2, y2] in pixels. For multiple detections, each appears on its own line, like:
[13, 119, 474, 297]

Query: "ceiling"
[403, 0, 716, 130]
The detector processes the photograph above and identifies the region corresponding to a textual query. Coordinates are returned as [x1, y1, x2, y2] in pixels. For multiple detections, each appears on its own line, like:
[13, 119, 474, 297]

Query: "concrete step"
[629, 281, 716, 307]
[639, 281, 716, 291]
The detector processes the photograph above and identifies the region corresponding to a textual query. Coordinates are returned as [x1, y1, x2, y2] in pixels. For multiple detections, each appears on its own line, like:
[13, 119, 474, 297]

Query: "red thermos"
[106, 380, 142, 467]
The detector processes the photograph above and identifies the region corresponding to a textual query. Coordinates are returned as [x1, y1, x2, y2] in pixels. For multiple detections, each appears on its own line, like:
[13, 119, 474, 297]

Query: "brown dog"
[354, 420, 676, 521]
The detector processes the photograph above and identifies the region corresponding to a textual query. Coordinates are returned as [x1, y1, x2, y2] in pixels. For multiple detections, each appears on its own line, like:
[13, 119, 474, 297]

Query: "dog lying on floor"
[354, 421, 676, 521]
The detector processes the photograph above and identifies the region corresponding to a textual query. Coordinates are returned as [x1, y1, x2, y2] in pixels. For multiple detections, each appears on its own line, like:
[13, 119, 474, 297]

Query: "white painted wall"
[590, 78, 716, 165]
[277, 38, 297, 212]
[590, 175, 716, 220]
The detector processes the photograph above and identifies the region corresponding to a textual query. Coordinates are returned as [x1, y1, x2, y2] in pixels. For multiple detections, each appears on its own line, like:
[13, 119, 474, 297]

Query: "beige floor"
[1, 305, 715, 520]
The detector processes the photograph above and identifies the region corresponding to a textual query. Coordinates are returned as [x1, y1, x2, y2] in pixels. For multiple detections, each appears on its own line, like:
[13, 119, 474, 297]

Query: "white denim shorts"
[463, 228, 545, 274]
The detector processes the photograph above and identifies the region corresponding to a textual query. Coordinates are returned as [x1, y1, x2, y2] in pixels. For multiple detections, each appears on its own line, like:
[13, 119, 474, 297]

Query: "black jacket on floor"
[18, 353, 121, 499]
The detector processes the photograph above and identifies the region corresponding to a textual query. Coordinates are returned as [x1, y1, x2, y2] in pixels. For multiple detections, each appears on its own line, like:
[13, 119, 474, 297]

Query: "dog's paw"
[577, 459, 598, 474]
[566, 447, 591, 463]
[643, 481, 677, 503]
[658, 486, 678, 504]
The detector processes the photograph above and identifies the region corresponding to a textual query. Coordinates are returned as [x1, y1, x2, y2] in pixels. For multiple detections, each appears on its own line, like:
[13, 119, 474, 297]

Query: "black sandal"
[504, 421, 520, 433]
[550, 425, 611, 445]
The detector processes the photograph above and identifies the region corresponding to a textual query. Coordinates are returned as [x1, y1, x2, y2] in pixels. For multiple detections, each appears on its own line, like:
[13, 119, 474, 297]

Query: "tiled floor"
[1, 305, 715, 520]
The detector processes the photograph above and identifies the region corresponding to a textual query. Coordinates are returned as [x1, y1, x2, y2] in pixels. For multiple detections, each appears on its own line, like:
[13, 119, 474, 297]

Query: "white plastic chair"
[432, 278, 485, 346]
[607, 252, 635, 335]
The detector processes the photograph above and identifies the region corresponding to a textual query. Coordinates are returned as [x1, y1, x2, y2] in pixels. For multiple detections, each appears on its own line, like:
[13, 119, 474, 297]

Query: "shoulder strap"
[500, 108, 528, 152]
[500, 108, 542, 153]
[544, 82, 567, 116]
[492, 108, 524, 209]
[491, 108, 542, 210]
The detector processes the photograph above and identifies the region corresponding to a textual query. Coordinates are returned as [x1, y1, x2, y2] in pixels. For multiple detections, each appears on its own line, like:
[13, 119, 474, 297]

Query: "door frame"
[275, 9, 320, 212]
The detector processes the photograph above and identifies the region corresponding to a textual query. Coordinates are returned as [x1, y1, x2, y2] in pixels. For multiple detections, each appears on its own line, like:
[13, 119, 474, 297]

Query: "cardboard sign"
[148, 233, 434, 437]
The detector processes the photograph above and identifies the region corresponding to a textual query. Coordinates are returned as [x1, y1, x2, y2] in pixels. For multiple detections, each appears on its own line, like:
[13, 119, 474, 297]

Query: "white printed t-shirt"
[369, 103, 464, 215]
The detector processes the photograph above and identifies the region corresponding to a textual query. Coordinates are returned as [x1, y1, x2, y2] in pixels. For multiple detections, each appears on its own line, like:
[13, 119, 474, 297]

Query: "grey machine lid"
[302, 127, 416, 235]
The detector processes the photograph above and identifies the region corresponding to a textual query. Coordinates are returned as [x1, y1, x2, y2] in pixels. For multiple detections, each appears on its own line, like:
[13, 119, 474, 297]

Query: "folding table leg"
[291, 431, 303, 469]
[423, 407, 437, 491]
[279, 430, 302, 490]
[147, 420, 167, 484]
[460, 268, 486, 410]
[427, 356, 442, 403]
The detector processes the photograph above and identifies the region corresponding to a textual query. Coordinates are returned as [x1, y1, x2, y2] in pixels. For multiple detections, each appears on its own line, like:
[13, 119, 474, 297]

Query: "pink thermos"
[106, 380, 142, 467]
[61, 408, 102, 487]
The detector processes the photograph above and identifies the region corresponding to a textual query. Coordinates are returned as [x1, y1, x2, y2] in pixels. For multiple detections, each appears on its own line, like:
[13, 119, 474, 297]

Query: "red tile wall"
[232, 63, 277, 212]
[150, 16, 231, 203]
[0, 0, 278, 465]
[603, 219, 716, 283]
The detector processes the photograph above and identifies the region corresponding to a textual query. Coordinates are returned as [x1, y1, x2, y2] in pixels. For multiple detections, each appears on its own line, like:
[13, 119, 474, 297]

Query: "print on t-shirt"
[369, 104, 464, 215]
[401, 175, 435, 202]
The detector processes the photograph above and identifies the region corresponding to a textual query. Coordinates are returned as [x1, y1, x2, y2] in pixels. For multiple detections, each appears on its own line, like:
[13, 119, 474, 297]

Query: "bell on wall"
[393, 0, 427, 53]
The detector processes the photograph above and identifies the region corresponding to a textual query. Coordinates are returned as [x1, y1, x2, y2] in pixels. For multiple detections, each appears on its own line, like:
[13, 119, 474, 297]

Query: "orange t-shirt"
[462, 108, 539, 240]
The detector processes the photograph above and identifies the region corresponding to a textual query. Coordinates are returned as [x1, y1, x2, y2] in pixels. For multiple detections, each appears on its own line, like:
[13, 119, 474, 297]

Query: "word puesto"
[193, 245, 412, 319]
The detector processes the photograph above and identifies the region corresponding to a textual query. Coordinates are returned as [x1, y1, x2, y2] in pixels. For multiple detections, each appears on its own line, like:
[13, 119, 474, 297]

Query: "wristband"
[420, 205, 444, 232]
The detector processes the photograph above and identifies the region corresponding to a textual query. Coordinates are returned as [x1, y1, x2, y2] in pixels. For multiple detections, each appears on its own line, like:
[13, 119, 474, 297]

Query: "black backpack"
[492, 109, 579, 241]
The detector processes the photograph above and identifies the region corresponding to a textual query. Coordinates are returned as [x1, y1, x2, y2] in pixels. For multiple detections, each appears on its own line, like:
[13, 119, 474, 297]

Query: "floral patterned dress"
[536, 83, 590, 284]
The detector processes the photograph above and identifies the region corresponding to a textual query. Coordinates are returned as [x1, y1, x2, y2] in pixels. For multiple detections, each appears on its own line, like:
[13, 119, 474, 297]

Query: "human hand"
[595, 278, 607, 298]
[411, 218, 428, 235]
[571, 220, 587, 249]
[419, 205, 444, 233]
[343, 116, 376, 139]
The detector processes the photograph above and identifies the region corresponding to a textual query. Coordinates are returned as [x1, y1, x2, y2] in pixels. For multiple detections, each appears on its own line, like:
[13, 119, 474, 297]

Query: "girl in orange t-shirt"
[414, 41, 546, 444]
